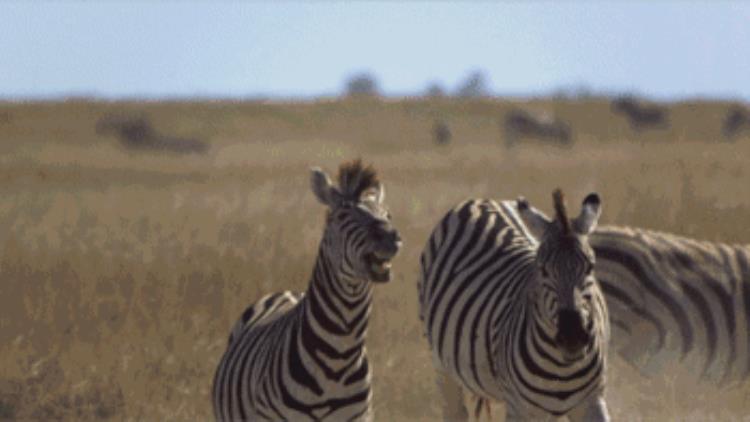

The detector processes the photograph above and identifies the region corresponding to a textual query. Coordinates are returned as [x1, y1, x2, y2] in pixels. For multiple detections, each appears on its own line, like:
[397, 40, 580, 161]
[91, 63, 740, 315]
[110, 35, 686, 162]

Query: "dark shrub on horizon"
[344, 72, 380, 97]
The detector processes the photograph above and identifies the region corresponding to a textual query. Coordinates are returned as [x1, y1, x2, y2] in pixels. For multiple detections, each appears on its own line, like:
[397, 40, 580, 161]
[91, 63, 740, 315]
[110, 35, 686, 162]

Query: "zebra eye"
[540, 267, 549, 278]
[585, 263, 594, 276]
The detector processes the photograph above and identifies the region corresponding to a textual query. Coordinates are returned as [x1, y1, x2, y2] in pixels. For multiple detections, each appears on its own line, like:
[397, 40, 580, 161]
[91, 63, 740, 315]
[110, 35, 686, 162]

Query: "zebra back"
[226, 291, 304, 346]
[591, 225, 750, 385]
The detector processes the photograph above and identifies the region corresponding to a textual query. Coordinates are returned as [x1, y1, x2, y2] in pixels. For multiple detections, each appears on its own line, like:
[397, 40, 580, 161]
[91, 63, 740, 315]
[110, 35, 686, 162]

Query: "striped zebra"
[516, 197, 750, 385]
[592, 226, 750, 385]
[212, 160, 401, 421]
[503, 109, 572, 148]
[418, 190, 610, 421]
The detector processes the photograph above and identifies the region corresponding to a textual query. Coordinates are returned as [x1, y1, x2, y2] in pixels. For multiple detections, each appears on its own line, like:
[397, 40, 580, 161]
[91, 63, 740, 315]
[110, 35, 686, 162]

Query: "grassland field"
[0, 97, 749, 421]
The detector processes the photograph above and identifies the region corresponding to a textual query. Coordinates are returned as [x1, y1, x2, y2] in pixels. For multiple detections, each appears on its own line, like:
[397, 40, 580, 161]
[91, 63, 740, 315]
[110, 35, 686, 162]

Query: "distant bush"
[344, 72, 380, 97]
[425, 82, 446, 98]
[456, 70, 490, 98]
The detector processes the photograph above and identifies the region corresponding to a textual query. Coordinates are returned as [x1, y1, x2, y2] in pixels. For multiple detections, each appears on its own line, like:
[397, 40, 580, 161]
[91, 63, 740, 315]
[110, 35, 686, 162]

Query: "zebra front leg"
[434, 369, 469, 422]
[567, 394, 610, 422]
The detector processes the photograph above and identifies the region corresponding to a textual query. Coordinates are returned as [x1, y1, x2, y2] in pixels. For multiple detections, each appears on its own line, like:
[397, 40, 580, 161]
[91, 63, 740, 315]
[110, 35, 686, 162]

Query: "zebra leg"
[566, 394, 610, 422]
[434, 369, 469, 422]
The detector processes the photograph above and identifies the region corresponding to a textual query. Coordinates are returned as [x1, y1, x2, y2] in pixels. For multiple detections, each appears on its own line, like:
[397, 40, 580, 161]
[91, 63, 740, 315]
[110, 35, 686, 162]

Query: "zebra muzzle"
[555, 309, 591, 359]
[371, 253, 392, 273]
[365, 251, 395, 282]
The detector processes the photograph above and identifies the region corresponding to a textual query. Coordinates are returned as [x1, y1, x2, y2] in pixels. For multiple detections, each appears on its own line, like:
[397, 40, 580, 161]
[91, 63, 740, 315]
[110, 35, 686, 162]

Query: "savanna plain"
[1, 98, 749, 421]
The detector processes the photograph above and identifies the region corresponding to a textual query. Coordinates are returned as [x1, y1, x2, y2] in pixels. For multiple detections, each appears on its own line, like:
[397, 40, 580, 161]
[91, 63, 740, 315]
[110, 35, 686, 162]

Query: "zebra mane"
[337, 159, 379, 200]
[552, 188, 571, 234]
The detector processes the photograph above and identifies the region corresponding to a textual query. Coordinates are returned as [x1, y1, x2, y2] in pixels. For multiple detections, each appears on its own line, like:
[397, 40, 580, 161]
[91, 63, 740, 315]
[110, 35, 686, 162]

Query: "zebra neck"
[305, 247, 373, 339]
[529, 290, 558, 344]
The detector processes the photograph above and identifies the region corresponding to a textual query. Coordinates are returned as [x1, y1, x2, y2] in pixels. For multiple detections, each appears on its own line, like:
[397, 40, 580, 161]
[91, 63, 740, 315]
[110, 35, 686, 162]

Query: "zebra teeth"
[371, 260, 391, 274]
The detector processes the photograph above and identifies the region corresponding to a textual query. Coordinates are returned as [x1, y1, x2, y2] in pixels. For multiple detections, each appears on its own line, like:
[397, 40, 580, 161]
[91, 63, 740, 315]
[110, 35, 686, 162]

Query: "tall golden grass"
[0, 98, 749, 420]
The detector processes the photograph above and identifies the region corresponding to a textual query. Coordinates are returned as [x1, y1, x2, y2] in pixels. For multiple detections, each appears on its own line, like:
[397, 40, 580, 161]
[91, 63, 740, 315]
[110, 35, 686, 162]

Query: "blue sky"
[1, 2, 749, 100]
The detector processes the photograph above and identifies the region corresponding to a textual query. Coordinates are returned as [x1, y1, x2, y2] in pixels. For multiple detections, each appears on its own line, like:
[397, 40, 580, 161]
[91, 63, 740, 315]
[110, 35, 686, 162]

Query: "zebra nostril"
[556, 309, 589, 352]
[387, 232, 402, 254]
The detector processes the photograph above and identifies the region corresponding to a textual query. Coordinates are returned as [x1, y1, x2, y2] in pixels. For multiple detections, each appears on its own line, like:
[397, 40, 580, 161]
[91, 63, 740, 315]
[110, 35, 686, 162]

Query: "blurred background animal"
[722, 104, 750, 140]
[611, 96, 669, 131]
[432, 119, 452, 146]
[96, 114, 208, 154]
[503, 108, 572, 148]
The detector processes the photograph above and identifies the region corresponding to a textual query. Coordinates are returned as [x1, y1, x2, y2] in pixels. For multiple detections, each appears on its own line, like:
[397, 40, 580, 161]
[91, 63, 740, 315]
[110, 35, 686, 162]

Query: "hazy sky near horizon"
[1, 2, 749, 100]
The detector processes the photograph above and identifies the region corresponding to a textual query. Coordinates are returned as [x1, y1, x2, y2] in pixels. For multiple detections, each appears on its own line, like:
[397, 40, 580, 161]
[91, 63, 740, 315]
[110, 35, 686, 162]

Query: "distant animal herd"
[432, 97, 750, 147]
[91, 98, 750, 154]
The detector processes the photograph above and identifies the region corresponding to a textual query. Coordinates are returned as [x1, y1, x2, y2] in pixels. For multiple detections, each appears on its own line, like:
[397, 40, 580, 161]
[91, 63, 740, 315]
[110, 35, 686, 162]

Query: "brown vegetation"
[0, 98, 749, 420]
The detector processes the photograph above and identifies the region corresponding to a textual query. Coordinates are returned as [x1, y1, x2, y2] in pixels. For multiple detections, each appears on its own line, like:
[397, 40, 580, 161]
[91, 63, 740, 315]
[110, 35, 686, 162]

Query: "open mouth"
[365, 251, 394, 282]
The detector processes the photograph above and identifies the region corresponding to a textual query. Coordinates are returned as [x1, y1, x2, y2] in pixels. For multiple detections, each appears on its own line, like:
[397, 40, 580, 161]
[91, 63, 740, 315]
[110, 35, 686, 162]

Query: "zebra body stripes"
[418, 192, 610, 421]
[212, 160, 401, 421]
[589, 226, 750, 385]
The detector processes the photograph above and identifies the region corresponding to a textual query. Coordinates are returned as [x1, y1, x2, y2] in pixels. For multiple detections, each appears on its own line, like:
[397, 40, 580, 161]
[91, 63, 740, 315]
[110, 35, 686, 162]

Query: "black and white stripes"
[589, 226, 750, 385]
[212, 160, 401, 421]
[418, 192, 610, 421]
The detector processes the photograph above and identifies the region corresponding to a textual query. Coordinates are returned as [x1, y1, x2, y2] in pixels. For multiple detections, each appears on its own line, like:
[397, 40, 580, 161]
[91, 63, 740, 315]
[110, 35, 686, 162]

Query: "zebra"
[593, 225, 750, 385]
[723, 104, 750, 140]
[418, 189, 610, 421]
[433, 119, 452, 146]
[516, 198, 750, 385]
[95, 113, 208, 154]
[610, 96, 669, 132]
[212, 160, 402, 421]
[503, 109, 572, 148]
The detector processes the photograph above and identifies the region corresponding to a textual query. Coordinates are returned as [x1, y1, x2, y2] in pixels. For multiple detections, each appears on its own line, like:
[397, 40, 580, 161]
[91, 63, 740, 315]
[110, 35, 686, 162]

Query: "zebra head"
[517, 190, 602, 361]
[310, 160, 402, 284]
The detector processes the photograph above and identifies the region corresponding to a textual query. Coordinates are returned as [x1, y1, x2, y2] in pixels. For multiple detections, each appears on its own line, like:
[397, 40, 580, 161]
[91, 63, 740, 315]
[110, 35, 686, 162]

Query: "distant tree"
[456, 70, 490, 98]
[344, 72, 379, 97]
[425, 82, 446, 98]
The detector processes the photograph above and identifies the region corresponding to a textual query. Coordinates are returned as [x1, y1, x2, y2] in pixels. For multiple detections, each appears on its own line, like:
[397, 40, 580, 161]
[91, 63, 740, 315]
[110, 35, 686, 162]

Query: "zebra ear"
[360, 182, 385, 205]
[310, 167, 343, 207]
[374, 182, 385, 205]
[516, 196, 552, 240]
[573, 193, 602, 235]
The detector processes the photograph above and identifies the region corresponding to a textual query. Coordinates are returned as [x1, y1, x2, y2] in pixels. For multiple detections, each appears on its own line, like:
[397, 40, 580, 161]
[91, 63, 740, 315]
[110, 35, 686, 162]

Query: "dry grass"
[0, 98, 749, 421]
